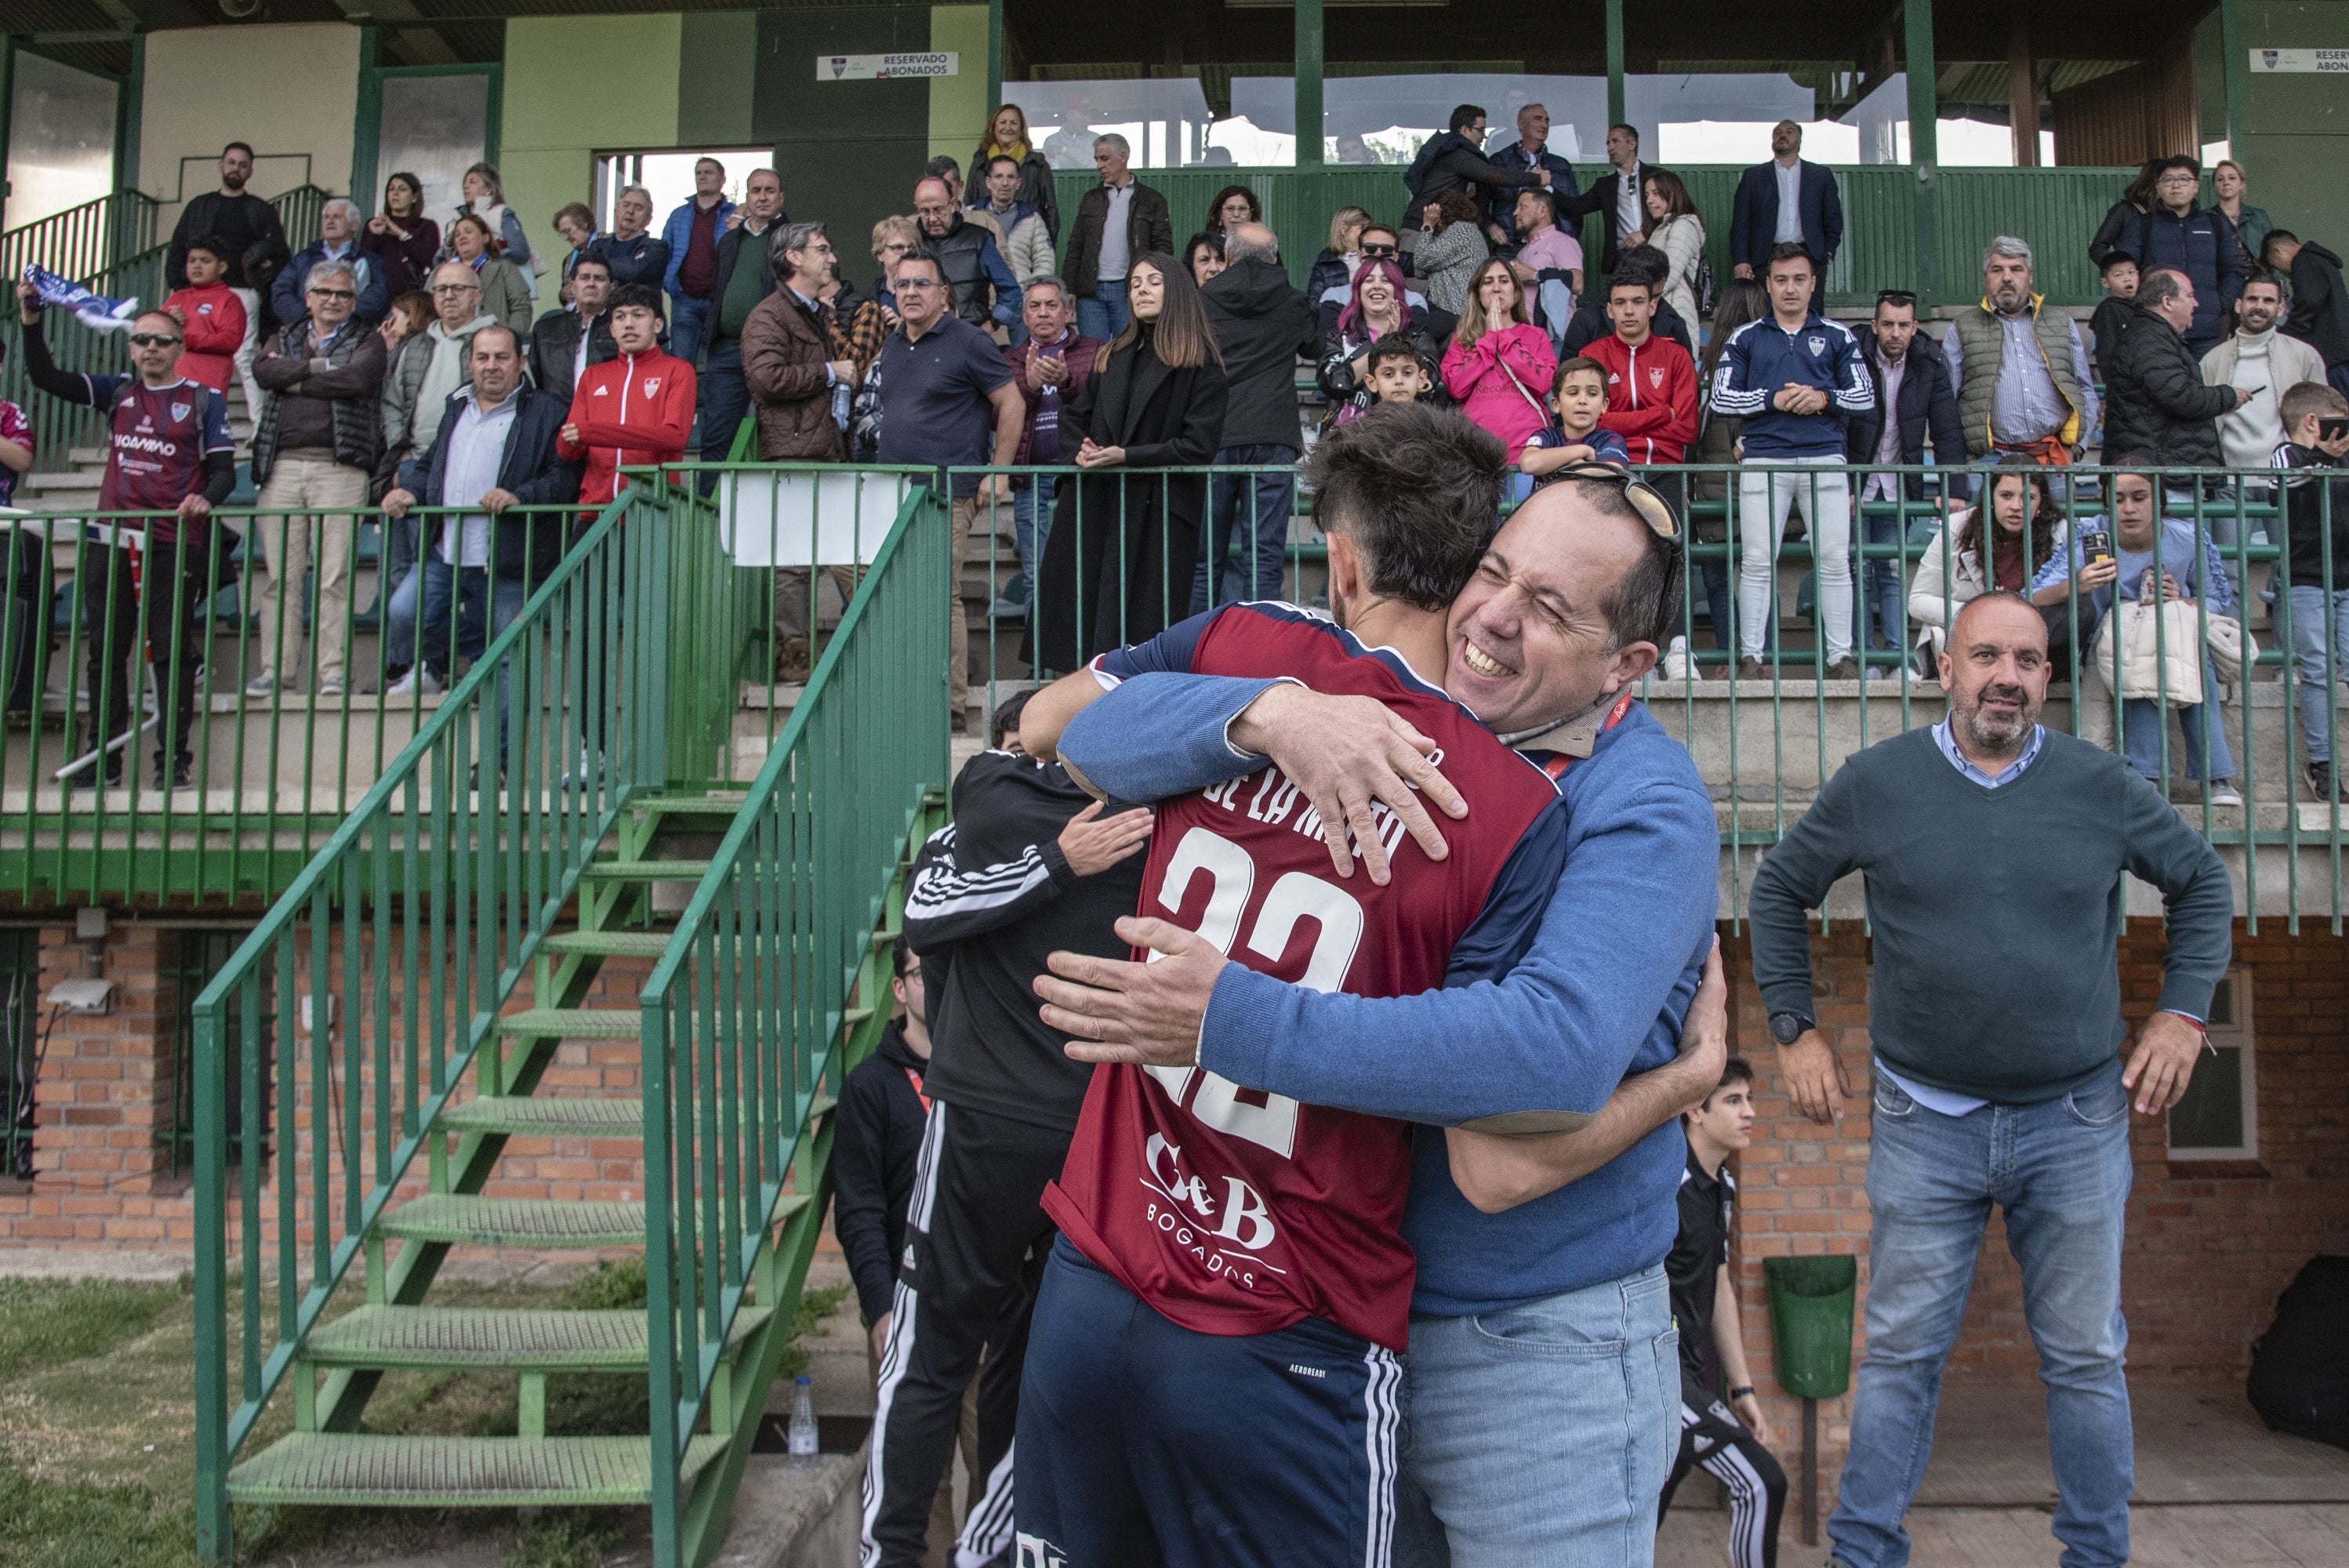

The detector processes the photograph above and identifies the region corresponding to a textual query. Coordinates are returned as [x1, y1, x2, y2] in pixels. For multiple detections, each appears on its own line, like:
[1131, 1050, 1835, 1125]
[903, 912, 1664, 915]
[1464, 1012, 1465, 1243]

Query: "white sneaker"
[1662, 635, 1690, 682]
[316, 676, 345, 698]
[244, 674, 278, 698]
[387, 667, 445, 698]
[2209, 784, 2244, 808]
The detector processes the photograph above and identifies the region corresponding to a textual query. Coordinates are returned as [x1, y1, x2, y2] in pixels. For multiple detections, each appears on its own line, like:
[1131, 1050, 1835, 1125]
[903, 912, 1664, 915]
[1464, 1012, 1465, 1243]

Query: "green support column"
[2220, 0, 2245, 152]
[1295, 0, 1323, 168]
[0, 38, 16, 234]
[1606, 0, 1625, 130]
[350, 25, 381, 209]
[114, 35, 143, 209]
[1904, 0, 1939, 305]
[986, 0, 1003, 114]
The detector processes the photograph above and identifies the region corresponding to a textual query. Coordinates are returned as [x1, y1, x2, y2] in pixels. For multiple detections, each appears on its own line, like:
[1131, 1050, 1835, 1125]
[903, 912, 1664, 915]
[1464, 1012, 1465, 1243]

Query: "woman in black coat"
[1029, 252, 1229, 673]
[973, 103, 1062, 243]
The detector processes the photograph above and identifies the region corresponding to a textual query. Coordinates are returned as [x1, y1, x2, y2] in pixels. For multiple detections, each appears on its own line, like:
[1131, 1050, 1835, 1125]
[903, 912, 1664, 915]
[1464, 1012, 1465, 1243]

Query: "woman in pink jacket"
[1440, 257, 1558, 460]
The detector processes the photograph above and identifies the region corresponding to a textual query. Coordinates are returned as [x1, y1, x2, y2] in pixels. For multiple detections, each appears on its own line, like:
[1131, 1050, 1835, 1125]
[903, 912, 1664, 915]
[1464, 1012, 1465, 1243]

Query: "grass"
[0, 1276, 183, 1381]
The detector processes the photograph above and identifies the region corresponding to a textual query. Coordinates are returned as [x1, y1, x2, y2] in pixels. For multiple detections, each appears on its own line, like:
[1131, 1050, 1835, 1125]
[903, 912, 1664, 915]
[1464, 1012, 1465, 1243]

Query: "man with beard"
[1747, 590, 2231, 1568]
[1943, 237, 2100, 466]
[165, 141, 289, 418]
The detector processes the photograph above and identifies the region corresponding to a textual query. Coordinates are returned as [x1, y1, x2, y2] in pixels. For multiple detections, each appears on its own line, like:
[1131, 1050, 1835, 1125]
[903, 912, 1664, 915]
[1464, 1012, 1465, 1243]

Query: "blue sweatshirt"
[1058, 673, 1721, 1316]
[1710, 312, 1875, 459]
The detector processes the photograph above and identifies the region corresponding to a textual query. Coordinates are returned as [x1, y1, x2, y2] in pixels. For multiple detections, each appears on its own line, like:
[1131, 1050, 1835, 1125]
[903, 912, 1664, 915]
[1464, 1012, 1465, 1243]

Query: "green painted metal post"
[350, 27, 382, 215]
[1606, 0, 1626, 132]
[1904, 0, 1940, 307]
[986, 0, 1004, 114]
[1294, 0, 1323, 168]
[0, 38, 16, 235]
[2220, 0, 2246, 153]
[114, 35, 143, 227]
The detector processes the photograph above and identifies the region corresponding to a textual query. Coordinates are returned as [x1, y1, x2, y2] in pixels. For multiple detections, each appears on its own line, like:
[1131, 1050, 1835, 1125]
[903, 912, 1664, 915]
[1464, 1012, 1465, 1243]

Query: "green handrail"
[0, 191, 159, 288]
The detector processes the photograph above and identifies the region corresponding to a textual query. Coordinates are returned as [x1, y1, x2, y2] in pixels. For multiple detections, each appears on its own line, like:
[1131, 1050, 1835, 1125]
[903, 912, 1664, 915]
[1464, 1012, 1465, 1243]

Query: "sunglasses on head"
[129, 332, 181, 348]
[1547, 462, 1683, 544]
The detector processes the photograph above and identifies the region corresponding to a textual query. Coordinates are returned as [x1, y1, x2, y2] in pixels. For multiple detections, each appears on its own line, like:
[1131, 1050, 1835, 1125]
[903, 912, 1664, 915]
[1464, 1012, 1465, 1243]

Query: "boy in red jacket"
[1585, 274, 1699, 485]
[162, 238, 247, 395]
[557, 283, 696, 511]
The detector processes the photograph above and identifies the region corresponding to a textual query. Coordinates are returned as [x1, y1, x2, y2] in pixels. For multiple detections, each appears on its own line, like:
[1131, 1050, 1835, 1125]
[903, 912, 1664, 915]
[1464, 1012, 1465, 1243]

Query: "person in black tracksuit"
[1661, 1056, 1788, 1568]
[862, 693, 1153, 1568]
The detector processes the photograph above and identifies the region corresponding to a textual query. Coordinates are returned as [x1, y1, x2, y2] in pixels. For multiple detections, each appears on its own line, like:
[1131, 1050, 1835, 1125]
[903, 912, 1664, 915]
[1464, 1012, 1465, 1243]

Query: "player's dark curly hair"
[1303, 405, 1507, 613]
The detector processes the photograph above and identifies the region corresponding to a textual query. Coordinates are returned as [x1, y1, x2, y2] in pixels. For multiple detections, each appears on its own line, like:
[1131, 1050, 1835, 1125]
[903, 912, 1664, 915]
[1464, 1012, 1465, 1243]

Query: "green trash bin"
[1764, 1254, 1858, 1401]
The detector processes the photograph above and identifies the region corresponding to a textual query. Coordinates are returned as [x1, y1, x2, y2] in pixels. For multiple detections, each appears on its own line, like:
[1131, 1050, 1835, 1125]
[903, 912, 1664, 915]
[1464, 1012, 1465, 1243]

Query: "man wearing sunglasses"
[16, 281, 236, 790]
[1016, 426, 1720, 1566]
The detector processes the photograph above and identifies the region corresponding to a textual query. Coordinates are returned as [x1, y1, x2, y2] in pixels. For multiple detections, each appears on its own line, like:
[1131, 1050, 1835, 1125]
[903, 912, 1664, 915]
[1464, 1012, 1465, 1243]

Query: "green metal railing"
[0, 192, 159, 294]
[636, 481, 949, 1566]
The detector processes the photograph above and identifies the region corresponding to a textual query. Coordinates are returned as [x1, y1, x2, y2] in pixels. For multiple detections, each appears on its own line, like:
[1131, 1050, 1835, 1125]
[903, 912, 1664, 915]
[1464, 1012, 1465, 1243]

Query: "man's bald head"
[1941, 592, 2050, 760]
[1225, 223, 1279, 265]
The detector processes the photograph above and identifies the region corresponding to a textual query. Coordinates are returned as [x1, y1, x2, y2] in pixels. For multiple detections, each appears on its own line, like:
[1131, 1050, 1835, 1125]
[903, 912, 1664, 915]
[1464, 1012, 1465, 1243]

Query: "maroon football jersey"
[1041, 604, 1567, 1352]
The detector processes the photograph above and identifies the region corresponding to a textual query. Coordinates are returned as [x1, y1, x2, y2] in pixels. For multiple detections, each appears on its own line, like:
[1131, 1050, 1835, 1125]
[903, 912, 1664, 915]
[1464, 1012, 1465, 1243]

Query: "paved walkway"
[1660, 1503, 2349, 1566]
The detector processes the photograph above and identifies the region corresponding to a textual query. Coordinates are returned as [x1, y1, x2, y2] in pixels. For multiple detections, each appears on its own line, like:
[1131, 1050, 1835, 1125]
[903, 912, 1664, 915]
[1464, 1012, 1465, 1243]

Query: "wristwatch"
[1768, 1011, 1815, 1046]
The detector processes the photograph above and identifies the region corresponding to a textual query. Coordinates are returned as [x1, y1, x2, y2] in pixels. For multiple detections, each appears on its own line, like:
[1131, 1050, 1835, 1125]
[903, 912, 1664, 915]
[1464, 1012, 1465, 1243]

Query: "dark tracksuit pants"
[78, 534, 211, 781]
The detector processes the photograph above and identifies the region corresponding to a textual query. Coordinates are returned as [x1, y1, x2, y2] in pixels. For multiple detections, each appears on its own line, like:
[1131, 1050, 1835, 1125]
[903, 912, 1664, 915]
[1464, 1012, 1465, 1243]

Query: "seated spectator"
[528, 252, 616, 397]
[551, 202, 597, 295]
[971, 103, 1061, 245]
[592, 186, 670, 291]
[2030, 458, 2238, 803]
[2104, 267, 2249, 475]
[1643, 169, 1707, 332]
[455, 162, 537, 299]
[2267, 230, 2349, 397]
[1183, 231, 1225, 289]
[2124, 157, 2244, 357]
[274, 198, 389, 325]
[1318, 258, 1443, 428]
[1312, 223, 1427, 336]
[1414, 190, 1491, 320]
[556, 283, 696, 512]
[2090, 253, 2139, 376]
[1559, 245, 1696, 360]
[1306, 205, 1371, 307]
[162, 237, 246, 394]
[1506, 189, 1583, 346]
[993, 278, 1104, 622]
[914, 176, 1021, 333]
[2274, 380, 2349, 801]
[973, 154, 1056, 288]
[446, 213, 535, 336]
[1359, 335, 1434, 411]
[1440, 256, 1557, 460]
[362, 172, 440, 297]
[1584, 271, 1698, 505]
[1942, 237, 2099, 465]
[1515, 356, 1628, 499]
[377, 323, 582, 697]
[1204, 184, 1260, 236]
[248, 259, 387, 699]
[1909, 456, 2070, 658]
[1846, 288, 1967, 656]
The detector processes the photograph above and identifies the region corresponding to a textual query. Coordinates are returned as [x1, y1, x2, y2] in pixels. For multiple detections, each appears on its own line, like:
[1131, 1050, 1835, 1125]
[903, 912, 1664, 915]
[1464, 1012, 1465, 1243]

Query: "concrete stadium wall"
[137, 24, 362, 233]
[499, 13, 684, 267]
[2239, 0, 2349, 238]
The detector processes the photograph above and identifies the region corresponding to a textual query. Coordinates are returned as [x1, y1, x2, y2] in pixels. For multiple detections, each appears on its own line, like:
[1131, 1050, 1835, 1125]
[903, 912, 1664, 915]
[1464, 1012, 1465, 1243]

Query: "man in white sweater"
[2202, 270, 2324, 612]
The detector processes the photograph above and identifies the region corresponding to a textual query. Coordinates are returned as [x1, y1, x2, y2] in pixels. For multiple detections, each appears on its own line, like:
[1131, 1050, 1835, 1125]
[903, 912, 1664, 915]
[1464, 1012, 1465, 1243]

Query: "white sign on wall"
[817, 52, 959, 82]
[2249, 48, 2349, 73]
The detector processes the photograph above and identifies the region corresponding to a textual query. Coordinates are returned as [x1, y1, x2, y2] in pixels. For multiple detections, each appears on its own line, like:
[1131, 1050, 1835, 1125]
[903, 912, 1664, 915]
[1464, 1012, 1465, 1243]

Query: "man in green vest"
[1942, 236, 2101, 466]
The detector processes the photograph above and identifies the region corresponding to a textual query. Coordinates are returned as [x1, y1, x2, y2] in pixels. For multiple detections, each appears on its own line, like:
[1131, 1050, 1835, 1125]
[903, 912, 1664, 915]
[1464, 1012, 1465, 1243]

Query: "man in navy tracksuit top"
[1710, 241, 1875, 677]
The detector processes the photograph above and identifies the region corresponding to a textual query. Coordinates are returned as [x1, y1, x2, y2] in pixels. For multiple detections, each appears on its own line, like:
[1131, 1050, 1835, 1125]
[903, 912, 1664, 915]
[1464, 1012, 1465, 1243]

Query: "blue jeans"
[2120, 664, 2235, 783]
[697, 338, 749, 495]
[1191, 446, 1298, 614]
[1004, 472, 1058, 608]
[383, 557, 527, 679]
[1855, 506, 1908, 651]
[1393, 1265, 1676, 1567]
[2289, 585, 2349, 764]
[667, 294, 711, 366]
[1830, 1061, 2135, 1568]
[1076, 286, 1131, 343]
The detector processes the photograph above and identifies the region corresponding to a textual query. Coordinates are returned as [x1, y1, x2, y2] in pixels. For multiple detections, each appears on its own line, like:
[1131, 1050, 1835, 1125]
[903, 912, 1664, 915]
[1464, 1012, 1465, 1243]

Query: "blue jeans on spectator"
[1000, 472, 1058, 612]
[697, 338, 750, 495]
[376, 514, 419, 646]
[2119, 664, 2235, 784]
[668, 294, 712, 366]
[2289, 585, 2349, 764]
[1830, 1062, 2134, 1568]
[1191, 446, 1297, 614]
[384, 557, 528, 756]
[1392, 1265, 1676, 1566]
[1076, 285, 1131, 345]
[1854, 503, 1910, 652]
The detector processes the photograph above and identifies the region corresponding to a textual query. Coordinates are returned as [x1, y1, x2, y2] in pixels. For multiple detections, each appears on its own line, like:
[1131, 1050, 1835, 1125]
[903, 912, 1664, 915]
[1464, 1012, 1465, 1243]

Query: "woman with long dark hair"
[1318, 257, 1443, 426]
[1909, 454, 2069, 655]
[973, 103, 1061, 243]
[362, 171, 440, 296]
[2090, 158, 2167, 270]
[1643, 169, 1707, 327]
[1029, 253, 1229, 670]
[1440, 257, 1555, 459]
[1205, 184, 1262, 235]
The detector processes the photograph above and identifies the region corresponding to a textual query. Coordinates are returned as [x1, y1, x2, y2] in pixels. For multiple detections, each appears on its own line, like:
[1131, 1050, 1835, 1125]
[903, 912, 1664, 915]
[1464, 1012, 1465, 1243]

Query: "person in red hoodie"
[1585, 272, 1698, 491]
[556, 282, 696, 512]
[162, 237, 247, 396]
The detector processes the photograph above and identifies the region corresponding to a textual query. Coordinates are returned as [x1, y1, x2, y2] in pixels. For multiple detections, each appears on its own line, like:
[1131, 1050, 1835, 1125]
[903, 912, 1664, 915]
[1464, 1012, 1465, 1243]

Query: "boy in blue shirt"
[1513, 356, 1628, 501]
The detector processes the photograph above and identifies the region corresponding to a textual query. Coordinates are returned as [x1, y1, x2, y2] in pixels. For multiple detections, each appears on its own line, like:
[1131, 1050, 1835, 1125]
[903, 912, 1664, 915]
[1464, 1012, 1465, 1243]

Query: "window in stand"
[1314, 72, 1608, 166]
[1011, 77, 1297, 169]
[1628, 66, 2058, 168]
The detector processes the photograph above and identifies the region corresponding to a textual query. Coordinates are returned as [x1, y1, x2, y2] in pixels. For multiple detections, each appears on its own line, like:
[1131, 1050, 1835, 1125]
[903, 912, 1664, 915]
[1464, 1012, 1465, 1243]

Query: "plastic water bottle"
[830, 379, 853, 431]
[787, 1374, 819, 1460]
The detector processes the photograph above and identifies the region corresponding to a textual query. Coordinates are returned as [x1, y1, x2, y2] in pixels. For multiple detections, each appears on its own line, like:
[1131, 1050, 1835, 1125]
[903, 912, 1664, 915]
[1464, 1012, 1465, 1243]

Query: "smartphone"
[2077, 523, 2113, 564]
[2321, 416, 2349, 442]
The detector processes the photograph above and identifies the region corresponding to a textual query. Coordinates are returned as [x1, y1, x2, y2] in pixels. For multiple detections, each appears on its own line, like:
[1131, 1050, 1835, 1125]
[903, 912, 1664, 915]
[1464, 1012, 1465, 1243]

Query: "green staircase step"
[580, 858, 713, 881]
[541, 929, 678, 959]
[436, 1095, 644, 1137]
[497, 1007, 642, 1039]
[379, 1194, 648, 1248]
[226, 1432, 728, 1508]
[630, 792, 753, 816]
[301, 1304, 772, 1370]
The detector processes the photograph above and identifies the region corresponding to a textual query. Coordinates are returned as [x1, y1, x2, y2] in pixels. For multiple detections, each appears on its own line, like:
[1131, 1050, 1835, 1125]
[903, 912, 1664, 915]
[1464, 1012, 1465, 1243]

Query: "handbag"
[2089, 597, 2206, 706]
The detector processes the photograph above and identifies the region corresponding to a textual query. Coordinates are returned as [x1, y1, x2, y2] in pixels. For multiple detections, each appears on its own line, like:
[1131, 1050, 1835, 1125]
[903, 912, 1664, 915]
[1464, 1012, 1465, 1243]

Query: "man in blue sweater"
[1020, 466, 1723, 1566]
[1712, 241, 1875, 677]
[1748, 590, 2231, 1568]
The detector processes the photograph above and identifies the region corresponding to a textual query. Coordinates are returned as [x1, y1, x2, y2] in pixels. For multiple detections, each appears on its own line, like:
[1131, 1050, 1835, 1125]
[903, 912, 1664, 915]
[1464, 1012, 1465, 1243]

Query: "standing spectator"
[274, 198, 389, 326]
[162, 238, 247, 395]
[873, 252, 1023, 729]
[2104, 267, 2251, 473]
[2031, 460, 2241, 801]
[699, 167, 788, 482]
[2212, 159, 2272, 274]
[453, 163, 536, 299]
[1414, 190, 1492, 321]
[972, 103, 1062, 244]
[2090, 253, 2140, 375]
[2273, 381, 2349, 801]
[247, 259, 387, 699]
[1712, 242, 1873, 677]
[915, 177, 1022, 335]
[1193, 223, 1316, 612]
[1305, 205, 1371, 305]
[1442, 257, 1557, 461]
[1029, 254, 1229, 673]
[1508, 188, 1585, 345]
[14, 284, 234, 789]
[1488, 101, 1579, 249]
[1557, 122, 1658, 279]
[1559, 245, 1697, 361]
[870, 215, 920, 321]
[661, 158, 735, 366]
[1908, 456, 2070, 658]
[1730, 122, 1843, 310]
[165, 141, 289, 419]
[376, 323, 583, 698]
[527, 253, 616, 397]
[1642, 169, 1708, 330]
[1397, 103, 1549, 249]
[1846, 288, 1967, 656]
[1750, 589, 2231, 1568]
[1943, 237, 2100, 463]
[447, 213, 534, 336]
[593, 186, 670, 291]
[815, 246, 888, 385]
[1182, 232, 1225, 289]
[1690, 278, 1771, 662]
[973, 154, 1057, 288]
[361, 172, 440, 297]
[923, 156, 1001, 250]
[382, 262, 495, 629]
[2125, 157, 2246, 355]
[2089, 158, 2165, 270]
[2266, 230, 2349, 397]
[2203, 270, 2324, 482]
[1061, 135, 1174, 344]
[1585, 270, 1698, 506]
[993, 278, 1104, 623]
[555, 283, 697, 512]
[1202, 184, 1261, 237]
[1317, 257, 1443, 426]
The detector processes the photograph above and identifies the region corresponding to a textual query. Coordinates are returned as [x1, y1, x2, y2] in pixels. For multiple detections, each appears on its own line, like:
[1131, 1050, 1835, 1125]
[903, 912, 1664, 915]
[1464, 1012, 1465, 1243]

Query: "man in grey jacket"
[1748, 590, 2232, 1568]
